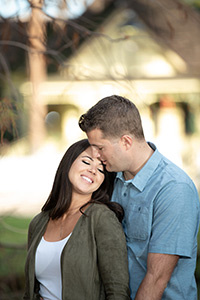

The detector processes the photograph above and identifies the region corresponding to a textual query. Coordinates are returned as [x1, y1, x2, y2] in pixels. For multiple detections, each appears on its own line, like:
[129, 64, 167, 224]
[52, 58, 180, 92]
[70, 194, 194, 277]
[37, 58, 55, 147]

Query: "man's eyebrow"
[90, 144, 102, 148]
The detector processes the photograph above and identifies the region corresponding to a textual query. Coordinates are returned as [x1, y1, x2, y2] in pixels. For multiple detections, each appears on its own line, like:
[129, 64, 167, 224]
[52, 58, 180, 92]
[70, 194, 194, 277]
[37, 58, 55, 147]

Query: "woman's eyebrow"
[82, 156, 103, 167]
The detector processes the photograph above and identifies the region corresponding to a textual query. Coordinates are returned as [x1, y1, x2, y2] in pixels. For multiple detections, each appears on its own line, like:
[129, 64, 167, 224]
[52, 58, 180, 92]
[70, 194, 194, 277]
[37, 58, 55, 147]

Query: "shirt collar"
[116, 142, 163, 192]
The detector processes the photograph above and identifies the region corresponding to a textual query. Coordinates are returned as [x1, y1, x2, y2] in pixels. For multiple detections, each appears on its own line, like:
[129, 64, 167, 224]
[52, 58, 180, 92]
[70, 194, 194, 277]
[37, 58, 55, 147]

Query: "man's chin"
[105, 164, 111, 172]
[105, 165, 115, 172]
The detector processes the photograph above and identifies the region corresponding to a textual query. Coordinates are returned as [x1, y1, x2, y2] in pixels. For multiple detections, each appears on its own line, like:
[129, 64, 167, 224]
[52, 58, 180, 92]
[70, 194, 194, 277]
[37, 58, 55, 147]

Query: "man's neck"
[123, 142, 154, 181]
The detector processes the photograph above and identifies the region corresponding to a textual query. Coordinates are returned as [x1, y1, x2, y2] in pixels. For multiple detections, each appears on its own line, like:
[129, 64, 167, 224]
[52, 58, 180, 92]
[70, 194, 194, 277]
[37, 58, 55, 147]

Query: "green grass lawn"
[0, 215, 31, 298]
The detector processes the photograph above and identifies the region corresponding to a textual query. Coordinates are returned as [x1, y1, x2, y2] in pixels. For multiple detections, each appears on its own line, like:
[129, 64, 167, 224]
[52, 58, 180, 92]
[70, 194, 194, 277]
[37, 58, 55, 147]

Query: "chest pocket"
[124, 204, 149, 241]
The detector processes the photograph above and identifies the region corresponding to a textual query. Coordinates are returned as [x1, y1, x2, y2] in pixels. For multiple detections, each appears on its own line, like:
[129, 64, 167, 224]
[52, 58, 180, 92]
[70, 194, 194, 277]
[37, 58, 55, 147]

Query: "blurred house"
[19, 5, 200, 189]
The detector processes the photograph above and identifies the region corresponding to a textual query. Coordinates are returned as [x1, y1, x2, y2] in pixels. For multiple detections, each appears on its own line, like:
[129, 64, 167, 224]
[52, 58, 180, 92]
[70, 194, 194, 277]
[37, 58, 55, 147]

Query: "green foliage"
[193, 0, 200, 10]
[183, 0, 200, 10]
[0, 98, 20, 145]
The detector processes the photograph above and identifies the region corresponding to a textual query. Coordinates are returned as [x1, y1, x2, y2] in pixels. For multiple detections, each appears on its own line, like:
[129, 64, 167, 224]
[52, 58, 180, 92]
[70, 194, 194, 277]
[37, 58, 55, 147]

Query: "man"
[78, 95, 200, 300]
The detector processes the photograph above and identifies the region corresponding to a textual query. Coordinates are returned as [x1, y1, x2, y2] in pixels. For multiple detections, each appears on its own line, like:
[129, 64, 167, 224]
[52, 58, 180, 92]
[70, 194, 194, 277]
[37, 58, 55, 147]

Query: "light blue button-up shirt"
[112, 143, 200, 300]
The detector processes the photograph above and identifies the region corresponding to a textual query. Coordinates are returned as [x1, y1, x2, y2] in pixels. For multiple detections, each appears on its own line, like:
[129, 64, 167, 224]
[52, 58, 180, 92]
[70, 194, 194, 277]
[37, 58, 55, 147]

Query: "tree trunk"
[28, 0, 47, 152]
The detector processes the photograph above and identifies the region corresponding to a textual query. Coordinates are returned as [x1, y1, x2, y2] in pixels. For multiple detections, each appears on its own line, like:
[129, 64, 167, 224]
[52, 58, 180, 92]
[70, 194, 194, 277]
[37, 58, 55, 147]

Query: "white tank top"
[35, 234, 71, 300]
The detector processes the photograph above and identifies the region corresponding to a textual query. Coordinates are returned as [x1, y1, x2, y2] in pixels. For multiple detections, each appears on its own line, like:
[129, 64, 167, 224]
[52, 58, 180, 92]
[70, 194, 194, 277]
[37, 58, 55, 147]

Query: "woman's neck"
[69, 193, 92, 211]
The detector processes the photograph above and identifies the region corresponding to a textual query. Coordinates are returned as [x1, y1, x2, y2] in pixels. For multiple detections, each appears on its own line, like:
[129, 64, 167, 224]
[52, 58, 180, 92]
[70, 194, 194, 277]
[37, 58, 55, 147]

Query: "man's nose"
[91, 146, 101, 159]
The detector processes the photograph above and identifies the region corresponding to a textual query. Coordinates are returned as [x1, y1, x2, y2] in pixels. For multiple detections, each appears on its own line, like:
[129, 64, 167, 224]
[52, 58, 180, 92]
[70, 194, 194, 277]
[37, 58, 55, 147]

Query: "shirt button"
[124, 193, 127, 197]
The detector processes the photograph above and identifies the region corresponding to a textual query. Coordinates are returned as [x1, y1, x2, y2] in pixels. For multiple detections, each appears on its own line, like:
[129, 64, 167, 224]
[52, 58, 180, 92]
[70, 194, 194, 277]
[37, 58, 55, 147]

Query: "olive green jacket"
[23, 203, 130, 300]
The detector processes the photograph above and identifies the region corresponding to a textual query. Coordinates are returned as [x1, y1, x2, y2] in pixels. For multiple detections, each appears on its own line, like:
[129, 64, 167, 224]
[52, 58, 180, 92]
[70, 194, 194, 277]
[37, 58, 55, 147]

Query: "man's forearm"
[135, 253, 179, 300]
[135, 273, 166, 300]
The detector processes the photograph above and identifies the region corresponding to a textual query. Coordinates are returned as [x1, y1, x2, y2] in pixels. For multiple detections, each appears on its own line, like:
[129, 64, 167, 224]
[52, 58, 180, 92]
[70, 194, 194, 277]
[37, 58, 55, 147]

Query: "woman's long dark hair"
[42, 139, 124, 222]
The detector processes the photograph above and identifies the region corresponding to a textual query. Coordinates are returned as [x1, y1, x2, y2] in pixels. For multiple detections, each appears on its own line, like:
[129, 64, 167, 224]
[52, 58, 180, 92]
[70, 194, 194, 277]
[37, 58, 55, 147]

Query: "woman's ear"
[120, 135, 133, 150]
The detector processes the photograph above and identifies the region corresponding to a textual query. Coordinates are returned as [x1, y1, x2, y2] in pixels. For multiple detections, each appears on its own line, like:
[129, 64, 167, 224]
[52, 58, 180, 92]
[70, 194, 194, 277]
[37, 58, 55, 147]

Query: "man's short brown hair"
[79, 95, 144, 139]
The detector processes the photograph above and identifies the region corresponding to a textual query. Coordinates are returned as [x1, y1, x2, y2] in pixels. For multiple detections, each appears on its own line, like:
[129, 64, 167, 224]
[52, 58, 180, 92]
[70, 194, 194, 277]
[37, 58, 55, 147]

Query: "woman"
[23, 139, 130, 300]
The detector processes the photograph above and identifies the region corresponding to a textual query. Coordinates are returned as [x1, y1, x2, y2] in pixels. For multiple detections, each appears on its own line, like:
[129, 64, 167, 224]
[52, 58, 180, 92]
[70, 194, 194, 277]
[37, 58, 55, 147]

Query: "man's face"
[87, 128, 124, 172]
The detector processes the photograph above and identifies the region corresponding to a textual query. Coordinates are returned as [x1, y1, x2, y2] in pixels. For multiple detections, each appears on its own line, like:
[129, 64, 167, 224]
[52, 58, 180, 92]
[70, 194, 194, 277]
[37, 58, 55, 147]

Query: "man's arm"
[135, 253, 179, 300]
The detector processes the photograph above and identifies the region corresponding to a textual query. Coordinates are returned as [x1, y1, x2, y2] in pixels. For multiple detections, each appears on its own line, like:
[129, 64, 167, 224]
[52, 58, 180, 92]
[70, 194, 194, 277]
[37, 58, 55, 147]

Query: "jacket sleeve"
[23, 213, 45, 300]
[27, 212, 46, 249]
[23, 219, 34, 300]
[95, 208, 130, 300]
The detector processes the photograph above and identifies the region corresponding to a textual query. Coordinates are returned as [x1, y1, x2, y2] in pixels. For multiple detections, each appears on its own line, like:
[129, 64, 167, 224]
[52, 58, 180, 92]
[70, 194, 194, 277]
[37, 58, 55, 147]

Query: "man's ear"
[120, 135, 133, 150]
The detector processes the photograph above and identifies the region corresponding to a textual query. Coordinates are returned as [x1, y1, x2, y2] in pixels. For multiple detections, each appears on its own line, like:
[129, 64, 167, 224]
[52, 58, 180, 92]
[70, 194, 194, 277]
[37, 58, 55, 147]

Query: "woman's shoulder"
[88, 202, 112, 213]
[87, 203, 125, 236]
[29, 211, 49, 229]
[87, 203, 120, 222]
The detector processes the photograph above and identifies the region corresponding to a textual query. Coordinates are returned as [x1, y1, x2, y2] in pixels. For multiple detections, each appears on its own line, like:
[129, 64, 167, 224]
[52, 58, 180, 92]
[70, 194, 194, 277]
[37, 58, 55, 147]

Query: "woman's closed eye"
[82, 160, 104, 174]
[97, 168, 104, 174]
[82, 160, 90, 165]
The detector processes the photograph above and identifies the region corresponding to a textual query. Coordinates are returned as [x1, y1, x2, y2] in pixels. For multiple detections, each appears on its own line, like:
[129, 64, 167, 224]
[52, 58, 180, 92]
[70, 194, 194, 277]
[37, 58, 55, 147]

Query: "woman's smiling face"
[68, 146, 105, 197]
